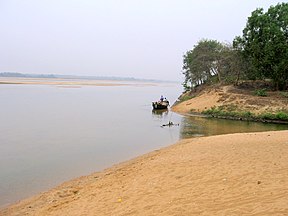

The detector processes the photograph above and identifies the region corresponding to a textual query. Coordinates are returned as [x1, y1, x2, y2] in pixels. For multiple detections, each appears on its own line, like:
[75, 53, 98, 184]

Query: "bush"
[254, 88, 267, 97]
[260, 112, 288, 121]
[242, 111, 253, 118]
[275, 112, 288, 120]
[203, 107, 288, 122]
[280, 92, 288, 98]
[260, 112, 275, 120]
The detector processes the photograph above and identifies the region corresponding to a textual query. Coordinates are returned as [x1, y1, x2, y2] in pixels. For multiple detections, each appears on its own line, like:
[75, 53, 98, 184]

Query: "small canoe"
[152, 100, 169, 110]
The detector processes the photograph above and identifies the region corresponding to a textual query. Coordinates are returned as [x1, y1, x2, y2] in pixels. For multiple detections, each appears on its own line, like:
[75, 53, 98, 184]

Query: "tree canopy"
[183, 3, 288, 91]
[234, 2, 288, 90]
[182, 40, 245, 91]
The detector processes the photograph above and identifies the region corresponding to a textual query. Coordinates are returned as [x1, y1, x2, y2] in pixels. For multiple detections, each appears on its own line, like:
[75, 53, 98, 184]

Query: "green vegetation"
[182, 3, 288, 91]
[179, 95, 194, 102]
[280, 92, 288, 98]
[254, 89, 267, 97]
[234, 3, 288, 90]
[202, 106, 254, 119]
[182, 40, 246, 91]
[202, 106, 288, 122]
[260, 112, 288, 121]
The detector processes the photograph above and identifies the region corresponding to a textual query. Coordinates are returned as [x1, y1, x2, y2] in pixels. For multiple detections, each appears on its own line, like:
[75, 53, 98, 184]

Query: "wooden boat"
[152, 100, 169, 110]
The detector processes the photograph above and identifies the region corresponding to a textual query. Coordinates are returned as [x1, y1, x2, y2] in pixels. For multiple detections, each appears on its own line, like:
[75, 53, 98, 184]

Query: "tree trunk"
[217, 65, 221, 83]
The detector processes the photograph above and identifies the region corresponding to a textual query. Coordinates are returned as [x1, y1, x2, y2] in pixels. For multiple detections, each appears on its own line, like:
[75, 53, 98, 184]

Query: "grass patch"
[202, 106, 288, 122]
[178, 94, 195, 102]
[254, 88, 268, 97]
[279, 91, 288, 98]
[202, 106, 247, 118]
[203, 109, 253, 119]
[259, 112, 288, 121]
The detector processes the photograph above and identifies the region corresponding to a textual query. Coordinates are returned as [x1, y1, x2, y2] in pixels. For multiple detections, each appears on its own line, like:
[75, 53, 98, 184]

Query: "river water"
[0, 81, 287, 207]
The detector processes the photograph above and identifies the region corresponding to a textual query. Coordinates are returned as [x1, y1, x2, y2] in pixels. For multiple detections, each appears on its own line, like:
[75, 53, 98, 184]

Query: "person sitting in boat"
[163, 98, 169, 105]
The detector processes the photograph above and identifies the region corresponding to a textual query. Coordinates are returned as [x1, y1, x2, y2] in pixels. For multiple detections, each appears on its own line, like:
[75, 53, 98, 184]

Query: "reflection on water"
[180, 115, 288, 139]
[152, 109, 169, 118]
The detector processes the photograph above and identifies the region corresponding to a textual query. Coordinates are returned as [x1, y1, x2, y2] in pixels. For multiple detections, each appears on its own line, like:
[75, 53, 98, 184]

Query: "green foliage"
[243, 111, 253, 118]
[203, 107, 288, 122]
[276, 112, 288, 121]
[202, 106, 220, 115]
[182, 3, 288, 92]
[178, 94, 194, 102]
[279, 92, 288, 98]
[259, 113, 275, 120]
[234, 3, 288, 90]
[254, 88, 268, 97]
[182, 39, 224, 90]
[260, 112, 288, 121]
[202, 106, 254, 119]
[182, 39, 249, 91]
[182, 82, 191, 92]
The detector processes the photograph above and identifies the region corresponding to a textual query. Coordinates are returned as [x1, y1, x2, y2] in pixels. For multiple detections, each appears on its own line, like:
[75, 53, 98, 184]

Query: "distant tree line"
[182, 3, 288, 91]
[0, 72, 56, 78]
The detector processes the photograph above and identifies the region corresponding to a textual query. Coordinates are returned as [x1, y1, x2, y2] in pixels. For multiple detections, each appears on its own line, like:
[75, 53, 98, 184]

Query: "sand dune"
[1, 130, 288, 215]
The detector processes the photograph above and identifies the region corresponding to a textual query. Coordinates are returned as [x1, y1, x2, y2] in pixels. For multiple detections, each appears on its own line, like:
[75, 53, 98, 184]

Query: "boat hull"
[152, 101, 169, 110]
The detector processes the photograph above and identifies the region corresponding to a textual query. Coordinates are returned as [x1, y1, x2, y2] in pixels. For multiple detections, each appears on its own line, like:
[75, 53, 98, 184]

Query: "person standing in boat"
[160, 95, 164, 102]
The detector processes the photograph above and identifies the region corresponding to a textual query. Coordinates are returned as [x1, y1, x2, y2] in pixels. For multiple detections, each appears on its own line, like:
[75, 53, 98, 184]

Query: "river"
[0, 81, 287, 207]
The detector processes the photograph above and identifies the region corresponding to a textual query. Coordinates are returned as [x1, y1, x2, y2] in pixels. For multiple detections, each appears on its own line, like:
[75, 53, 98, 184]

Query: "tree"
[182, 39, 245, 90]
[182, 39, 223, 90]
[234, 3, 288, 90]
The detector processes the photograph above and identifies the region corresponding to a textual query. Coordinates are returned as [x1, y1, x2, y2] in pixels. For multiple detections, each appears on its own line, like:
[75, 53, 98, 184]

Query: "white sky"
[0, 0, 285, 81]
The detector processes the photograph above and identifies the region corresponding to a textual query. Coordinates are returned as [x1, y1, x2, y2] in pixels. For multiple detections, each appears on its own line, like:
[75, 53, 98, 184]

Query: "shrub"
[242, 111, 253, 118]
[260, 112, 275, 120]
[260, 112, 288, 121]
[279, 92, 288, 98]
[203, 106, 288, 122]
[275, 112, 288, 120]
[254, 88, 267, 97]
[180, 95, 194, 102]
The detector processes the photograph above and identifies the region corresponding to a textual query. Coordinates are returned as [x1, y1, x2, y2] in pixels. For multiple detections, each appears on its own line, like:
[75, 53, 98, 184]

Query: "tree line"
[182, 3, 288, 91]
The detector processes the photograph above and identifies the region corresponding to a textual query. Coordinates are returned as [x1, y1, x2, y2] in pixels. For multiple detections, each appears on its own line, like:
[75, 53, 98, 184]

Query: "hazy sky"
[0, 0, 284, 81]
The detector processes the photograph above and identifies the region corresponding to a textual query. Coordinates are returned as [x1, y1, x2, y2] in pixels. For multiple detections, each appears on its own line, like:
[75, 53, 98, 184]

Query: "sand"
[172, 88, 223, 114]
[0, 77, 157, 87]
[172, 85, 288, 115]
[1, 130, 288, 216]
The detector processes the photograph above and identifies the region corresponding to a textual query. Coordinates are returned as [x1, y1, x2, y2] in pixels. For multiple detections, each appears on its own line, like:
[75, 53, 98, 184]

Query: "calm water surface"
[0, 82, 287, 207]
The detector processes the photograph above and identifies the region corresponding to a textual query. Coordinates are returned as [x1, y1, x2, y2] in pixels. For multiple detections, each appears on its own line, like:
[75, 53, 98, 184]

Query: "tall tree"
[182, 39, 224, 90]
[182, 39, 244, 90]
[234, 3, 288, 90]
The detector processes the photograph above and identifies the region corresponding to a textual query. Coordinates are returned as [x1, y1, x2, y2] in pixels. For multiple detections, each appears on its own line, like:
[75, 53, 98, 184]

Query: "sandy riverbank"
[171, 85, 288, 115]
[0, 77, 157, 87]
[1, 130, 288, 215]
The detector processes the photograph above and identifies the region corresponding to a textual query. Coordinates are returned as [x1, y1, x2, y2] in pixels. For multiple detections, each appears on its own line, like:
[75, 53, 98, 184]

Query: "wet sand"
[1, 130, 288, 215]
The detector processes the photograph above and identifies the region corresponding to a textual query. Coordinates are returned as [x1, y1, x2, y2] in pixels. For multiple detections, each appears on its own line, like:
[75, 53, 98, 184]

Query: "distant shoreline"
[0, 77, 161, 87]
[0, 72, 179, 83]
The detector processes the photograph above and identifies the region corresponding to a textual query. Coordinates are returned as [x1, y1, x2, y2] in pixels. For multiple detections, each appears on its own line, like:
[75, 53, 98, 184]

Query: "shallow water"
[0, 82, 287, 207]
[180, 115, 288, 138]
[0, 82, 183, 207]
